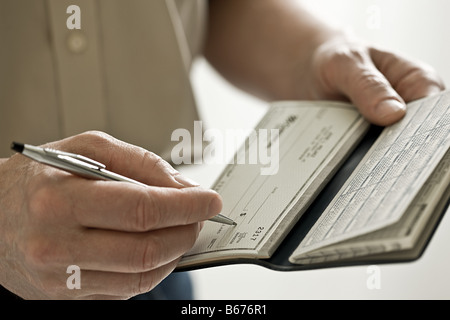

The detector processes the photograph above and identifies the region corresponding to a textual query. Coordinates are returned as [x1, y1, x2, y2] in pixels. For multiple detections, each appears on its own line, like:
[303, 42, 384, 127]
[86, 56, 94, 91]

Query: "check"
[179, 101, 368, 267]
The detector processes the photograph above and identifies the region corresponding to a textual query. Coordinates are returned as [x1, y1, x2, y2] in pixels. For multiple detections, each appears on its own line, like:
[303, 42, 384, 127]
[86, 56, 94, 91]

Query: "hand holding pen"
[11, 142, 235, 225]
[2, 131, 226, 299]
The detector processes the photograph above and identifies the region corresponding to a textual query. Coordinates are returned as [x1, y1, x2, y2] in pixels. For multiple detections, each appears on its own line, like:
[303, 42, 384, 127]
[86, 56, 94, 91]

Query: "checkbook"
[177, 91, 450, 271]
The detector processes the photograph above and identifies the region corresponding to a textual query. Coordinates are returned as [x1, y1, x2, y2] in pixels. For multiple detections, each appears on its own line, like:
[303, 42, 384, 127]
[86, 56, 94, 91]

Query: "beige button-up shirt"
[0, 0, 206, 159]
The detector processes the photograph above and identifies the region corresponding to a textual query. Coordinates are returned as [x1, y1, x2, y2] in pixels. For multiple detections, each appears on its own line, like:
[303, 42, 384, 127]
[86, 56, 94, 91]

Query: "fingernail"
[208, 194, 223, 216]
[174, 174, 200, 187]
[375, 99, 406, 119]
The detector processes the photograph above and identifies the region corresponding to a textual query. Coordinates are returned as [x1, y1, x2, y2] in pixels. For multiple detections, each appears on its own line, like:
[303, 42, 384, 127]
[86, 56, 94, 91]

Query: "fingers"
[21, 223, 199, 298]
[315, 42, 445, 126]
[78, 227, 193, 273]
[318, 44, 406, 126]
[343, 62, 407, 126]
[29, 224, 200, 273]
[369, 47, 445, 102]
[33, 131, 223, 232]
[51, 131, 195, 189]
[31, 260, 179, 299]
[15, 158, 217, 299]
[77, 260, 179, 299]
[11, 134, 222, 299]
[63, 179, 223, 231]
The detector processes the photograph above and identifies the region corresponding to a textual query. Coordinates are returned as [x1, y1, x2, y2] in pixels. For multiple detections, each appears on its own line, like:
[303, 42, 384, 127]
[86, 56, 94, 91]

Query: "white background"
[180, 0, 450, 299]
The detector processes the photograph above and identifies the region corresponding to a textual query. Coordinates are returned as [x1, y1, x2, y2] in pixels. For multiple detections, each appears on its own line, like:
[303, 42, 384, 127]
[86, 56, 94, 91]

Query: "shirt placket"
[47, 0, 107, 137]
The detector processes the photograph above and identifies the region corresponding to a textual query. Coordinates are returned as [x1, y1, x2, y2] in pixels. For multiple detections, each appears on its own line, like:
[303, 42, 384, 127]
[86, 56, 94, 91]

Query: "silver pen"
[11, 142, 236, 226]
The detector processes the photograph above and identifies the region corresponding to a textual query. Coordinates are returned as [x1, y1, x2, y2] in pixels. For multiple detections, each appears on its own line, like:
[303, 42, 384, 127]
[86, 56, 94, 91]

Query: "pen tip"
[11, 142, 24, 153]
[232, 222, 237, 226]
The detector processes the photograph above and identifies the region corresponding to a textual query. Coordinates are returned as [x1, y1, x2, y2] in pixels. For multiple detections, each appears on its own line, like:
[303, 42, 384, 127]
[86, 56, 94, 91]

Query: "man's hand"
[206, 0, 445, 126]
[0, 131, 222, 299]
[306, 39, 445, 126]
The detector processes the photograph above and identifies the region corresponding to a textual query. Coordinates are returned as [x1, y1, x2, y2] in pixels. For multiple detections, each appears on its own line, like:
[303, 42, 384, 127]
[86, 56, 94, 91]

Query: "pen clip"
[44, 147, 106, 170]
[57, 155, 103, 170]
[69, 154, 106, 169]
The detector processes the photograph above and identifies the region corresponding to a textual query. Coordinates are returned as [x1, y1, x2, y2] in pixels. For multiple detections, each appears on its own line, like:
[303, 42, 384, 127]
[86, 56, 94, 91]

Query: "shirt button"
[66, 31, 88, 54]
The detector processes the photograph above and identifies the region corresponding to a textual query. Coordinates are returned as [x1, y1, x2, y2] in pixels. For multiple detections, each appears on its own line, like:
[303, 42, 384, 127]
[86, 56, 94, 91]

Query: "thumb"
[320, 45, 406, 126]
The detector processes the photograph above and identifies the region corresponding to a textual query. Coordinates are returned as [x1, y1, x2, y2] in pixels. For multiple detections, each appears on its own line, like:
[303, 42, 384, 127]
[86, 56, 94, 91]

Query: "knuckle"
[178, 191, 196, 225]
[22, 236, 57, 269]
[396, 68, 425, 89]
[131, 193, 148, 232]
[186, 224, 201, 248]
[353, 69, 389, 92]
[77, 130, 114, 146]
[131, 236, 162, 272]
[395, 65, 445, 99]
[408, 67, 441, 86]
[144, 150, 164, 170]
[72, 131, 117, 158]
[27, 185, 57, 221]
[131, 192, 162, 231]
[18, 236, 69, 298]
[146, 151, 178, 177]
[404, 66, 430, 81]
[317, 43, 370, 92]
[324, 45, 368, 73]
[38, 275, 66, 298]
[399, 76, 444, 99]
[133, 272, 157, 297]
